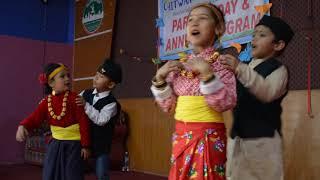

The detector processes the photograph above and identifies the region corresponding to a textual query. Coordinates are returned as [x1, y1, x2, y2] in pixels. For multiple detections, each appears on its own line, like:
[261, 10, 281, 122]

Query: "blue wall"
[0, 0, 74, 43]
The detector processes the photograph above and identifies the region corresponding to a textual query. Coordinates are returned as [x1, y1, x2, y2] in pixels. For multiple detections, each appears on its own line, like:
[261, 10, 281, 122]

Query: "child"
[151, 3, 236, 180]
[220, 15, 294, 180]
[77, 59, 122, 180]
[15, 63, 91, 180]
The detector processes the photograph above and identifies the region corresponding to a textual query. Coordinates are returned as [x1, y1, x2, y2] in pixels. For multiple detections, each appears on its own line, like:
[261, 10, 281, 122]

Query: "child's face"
[187, 7, 216, 49]
[251, 25, 277, 59]
[93, 72, 114, 92]
[49, 69, 70, 93]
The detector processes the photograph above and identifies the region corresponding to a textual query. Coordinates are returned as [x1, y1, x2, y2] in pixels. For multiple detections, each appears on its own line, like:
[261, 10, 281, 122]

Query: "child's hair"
[255, 15, 294, 55]
[97, 59, 122, 84]
[189, 3, 226, 42]
[41, 63, 67, 95]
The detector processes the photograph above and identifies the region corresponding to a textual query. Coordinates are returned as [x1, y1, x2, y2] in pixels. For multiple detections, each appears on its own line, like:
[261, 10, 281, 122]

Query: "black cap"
[98, 59, 122, 84]
[256, 15, 294, 44]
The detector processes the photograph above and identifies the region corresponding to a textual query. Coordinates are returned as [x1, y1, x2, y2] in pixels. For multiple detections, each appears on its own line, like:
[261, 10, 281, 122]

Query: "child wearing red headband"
[16, 63, 91, 180]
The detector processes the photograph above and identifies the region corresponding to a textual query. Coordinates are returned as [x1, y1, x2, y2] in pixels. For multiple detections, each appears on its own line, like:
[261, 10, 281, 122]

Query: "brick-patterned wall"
[271, 0, 319, 90]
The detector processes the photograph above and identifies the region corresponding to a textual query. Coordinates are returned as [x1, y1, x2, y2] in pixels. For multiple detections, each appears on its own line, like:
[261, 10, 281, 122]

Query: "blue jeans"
[95, 154, 110, 180]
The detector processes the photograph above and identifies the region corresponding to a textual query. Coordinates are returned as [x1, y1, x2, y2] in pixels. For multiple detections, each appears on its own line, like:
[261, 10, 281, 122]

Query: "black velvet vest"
[231, 58, 287, 138]
[82, 89, 121, 156]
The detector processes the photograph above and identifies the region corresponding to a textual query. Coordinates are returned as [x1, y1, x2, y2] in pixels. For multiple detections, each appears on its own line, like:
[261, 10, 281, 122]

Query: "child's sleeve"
[236, 63, 288, 103]
[150, 72, 177, 113]
[80, 90, 118, 126]
[75, 100, 91, 148]
[84, 102, 117, 126]
[20, 99, 48, 131]
[200, 62, 237, 112]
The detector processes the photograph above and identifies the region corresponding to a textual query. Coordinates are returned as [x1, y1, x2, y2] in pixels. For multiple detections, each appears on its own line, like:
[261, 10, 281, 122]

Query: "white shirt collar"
[249, 58, 266, 68]
[92, 88, 111, 99]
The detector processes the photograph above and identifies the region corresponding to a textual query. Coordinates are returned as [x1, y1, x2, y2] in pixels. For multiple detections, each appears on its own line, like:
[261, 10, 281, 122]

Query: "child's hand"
[76, 96, 85, 106]
[219, 54, 240, 72]
[187, 57, 213, 76]
[16, 125, 29, 142]
[155, 60, 182, 81]
[81, 148, 91, 160]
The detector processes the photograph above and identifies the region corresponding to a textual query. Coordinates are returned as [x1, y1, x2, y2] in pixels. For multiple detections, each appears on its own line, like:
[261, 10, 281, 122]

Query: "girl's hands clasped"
[186, 57, 215, 80]
[155, 61, 182, 81]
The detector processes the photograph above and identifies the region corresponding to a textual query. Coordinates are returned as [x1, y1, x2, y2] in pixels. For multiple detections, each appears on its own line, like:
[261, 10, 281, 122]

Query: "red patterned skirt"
[169, 121, 226, 180]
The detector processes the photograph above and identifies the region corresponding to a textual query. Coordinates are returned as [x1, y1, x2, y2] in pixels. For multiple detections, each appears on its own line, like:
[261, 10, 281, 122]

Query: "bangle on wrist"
[154, 83, 167, 90]
[152, 76, 167, 88]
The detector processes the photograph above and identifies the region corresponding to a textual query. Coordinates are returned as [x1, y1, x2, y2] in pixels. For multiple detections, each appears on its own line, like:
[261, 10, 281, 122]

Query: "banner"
[157, 0, 269, 60]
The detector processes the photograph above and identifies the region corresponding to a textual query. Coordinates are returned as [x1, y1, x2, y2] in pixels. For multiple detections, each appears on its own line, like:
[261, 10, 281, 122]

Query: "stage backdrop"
[157, 0, 269, 60]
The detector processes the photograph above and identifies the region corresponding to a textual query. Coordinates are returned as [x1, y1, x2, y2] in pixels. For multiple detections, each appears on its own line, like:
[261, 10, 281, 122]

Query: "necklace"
[47, 91, 69, 120]
[178, 51, 220, 79]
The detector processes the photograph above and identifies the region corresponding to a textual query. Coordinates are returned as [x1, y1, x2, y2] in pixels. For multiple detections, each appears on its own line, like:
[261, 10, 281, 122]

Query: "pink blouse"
[152, 47, 237, 114]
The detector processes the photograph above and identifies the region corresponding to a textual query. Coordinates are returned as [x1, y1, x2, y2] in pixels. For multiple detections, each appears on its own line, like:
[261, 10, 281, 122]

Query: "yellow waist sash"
[50, 124, 81, 141]
[175, 96, 223, 122]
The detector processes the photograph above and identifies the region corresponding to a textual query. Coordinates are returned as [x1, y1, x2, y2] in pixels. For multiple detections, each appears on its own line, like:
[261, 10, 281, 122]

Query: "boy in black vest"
[77, 59, 122, 180]
[220, 15, 294, 180]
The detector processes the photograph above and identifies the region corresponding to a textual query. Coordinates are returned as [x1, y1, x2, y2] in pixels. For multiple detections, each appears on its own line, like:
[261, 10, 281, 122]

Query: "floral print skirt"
[169, 121, 226, 180]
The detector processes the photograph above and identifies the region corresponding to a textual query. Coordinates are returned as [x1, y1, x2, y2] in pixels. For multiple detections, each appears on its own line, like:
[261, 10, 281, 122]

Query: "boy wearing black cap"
[220, 15, 294, 180]
[77, 59, 122, 180]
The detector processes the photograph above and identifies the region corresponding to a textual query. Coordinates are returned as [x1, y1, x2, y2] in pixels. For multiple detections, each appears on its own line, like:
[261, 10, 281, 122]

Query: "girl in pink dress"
[151, 3, 236, 180]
